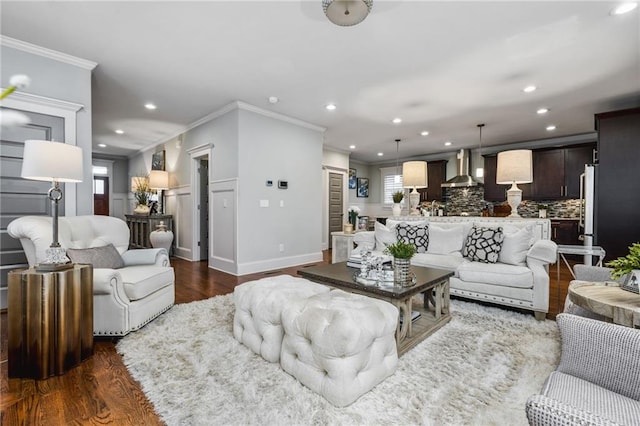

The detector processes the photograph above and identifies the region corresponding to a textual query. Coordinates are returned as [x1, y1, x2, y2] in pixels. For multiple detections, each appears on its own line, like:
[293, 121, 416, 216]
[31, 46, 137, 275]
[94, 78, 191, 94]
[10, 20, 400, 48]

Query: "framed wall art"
[357, 177, 369, 198]
[152, 150, 166, 171]
[349, 168, 357, 189]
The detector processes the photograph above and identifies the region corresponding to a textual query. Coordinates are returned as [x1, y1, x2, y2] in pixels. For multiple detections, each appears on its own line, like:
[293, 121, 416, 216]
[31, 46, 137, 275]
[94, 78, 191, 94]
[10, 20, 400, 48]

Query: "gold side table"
[8, 264, 94, 379]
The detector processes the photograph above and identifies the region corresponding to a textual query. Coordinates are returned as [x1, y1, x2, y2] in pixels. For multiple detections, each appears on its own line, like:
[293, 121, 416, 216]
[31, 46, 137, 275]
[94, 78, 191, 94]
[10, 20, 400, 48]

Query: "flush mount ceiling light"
[326, 103, 337, 110]
[611, 2, 638, 15]
[268, 96, 279, 104]
[322, 0, 373, 26]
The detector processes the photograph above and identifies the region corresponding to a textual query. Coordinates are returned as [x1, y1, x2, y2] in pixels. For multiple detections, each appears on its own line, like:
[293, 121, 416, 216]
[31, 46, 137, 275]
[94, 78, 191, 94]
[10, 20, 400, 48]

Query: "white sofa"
[8, 215, 175, 336]
[352, 216, 557, 320]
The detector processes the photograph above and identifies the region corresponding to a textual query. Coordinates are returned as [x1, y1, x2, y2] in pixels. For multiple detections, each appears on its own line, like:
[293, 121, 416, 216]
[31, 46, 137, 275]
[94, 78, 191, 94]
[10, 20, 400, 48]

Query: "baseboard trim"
[235, 252, 323, 276]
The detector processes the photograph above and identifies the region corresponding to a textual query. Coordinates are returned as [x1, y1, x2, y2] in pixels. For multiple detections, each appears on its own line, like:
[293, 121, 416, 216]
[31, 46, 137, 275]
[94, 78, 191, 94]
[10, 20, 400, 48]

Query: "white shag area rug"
[117, 294, 560, 426]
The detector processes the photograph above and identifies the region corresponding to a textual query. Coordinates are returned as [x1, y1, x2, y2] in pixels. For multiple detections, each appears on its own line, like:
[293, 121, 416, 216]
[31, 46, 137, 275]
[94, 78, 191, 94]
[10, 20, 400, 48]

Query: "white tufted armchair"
[8, 215, 175, 336]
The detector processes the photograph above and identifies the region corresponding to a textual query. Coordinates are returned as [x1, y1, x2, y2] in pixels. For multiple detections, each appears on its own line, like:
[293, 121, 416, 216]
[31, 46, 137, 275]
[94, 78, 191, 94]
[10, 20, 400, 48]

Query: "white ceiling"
[1, 1, 639, 162]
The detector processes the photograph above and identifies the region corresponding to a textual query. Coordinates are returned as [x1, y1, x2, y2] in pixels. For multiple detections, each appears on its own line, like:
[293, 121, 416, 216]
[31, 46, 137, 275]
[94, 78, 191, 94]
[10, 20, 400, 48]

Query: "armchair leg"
[534, 311, 547, 321]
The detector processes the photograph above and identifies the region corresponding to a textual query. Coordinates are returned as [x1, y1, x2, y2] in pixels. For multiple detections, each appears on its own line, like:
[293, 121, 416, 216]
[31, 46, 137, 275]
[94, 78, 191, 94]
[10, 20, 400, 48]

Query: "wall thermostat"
[266, 180, 273, 187]
[278, 180, 288, 189]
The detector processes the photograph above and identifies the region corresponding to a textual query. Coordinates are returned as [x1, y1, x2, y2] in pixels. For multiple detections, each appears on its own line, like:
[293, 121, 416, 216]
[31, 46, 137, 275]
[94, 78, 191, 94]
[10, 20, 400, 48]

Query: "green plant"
[384, 240, 416, 259]
[605, 242, 640, 280]
[132, 175, 151, 206]
[392, 191, 404, 203]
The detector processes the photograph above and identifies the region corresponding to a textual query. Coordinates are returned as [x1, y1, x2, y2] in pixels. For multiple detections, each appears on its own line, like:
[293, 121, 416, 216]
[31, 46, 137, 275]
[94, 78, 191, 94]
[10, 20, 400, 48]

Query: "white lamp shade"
[496, 150, 533, 184]
[21, 140, 83, 182]
[402, 161, 428, 188]
[149, 170, 169, 190]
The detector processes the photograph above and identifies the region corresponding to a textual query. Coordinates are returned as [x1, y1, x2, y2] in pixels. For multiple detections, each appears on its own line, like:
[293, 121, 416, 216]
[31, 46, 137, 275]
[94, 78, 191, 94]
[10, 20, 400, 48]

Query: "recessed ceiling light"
[523, 85, 537, 93]
[611, 2, 638, 15]
[144, 103, 157, 110]
[377, 152, 384, 156]
[546, 125, 557, 131]
[326, 103, 337, 111]
[444, 141, 452, 146]
[98, 143, 107, 148]
[268, 96, 279, 104]
[420, 131, 430, 136]
[349, 145, 356, 149]
[115, 129, 124, 134]
[392, 118, 402, 124]
[537, 108, 549, 114]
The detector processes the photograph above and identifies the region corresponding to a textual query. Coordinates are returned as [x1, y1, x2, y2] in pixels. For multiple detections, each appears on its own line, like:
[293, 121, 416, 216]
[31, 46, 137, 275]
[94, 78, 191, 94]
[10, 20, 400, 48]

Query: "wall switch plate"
[280, 200, 284, 207]
[279, 243, 284, 252]
[260, 200, 269, 208]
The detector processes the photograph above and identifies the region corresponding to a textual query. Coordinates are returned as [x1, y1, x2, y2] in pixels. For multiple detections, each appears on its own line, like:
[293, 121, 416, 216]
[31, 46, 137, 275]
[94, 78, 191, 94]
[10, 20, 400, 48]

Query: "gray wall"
[1, 46, 93, 214]
[93, 154, 129, 193]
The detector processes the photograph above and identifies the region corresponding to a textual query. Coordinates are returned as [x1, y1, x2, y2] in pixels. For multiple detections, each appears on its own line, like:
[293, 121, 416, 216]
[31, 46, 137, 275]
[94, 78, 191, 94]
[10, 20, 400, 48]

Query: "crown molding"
[0, 36, 97, 71]
[1, 90, 84, 112]
[236, 101, 326, 133]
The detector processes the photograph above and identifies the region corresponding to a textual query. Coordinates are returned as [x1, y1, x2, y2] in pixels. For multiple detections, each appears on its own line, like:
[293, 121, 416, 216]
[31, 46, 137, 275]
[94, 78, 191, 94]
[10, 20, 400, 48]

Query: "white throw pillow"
[375, 221, 397, 251]
[498, 225, 533, 266]
[427, 224, 466, 255]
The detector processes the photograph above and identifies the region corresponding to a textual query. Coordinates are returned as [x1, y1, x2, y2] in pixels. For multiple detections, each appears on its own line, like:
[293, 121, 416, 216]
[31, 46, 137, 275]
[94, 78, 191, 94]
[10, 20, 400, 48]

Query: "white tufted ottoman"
[280, 289, 399, 407]
[233, 275, 329, 363]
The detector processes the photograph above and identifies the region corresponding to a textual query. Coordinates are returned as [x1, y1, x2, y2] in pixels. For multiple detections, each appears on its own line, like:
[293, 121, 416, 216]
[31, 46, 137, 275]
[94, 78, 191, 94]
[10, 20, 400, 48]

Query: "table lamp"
[21, 140, 83, 270]
[402, 161, 428, 215]
[149, 170, 169, 214]
[496, 149, 533, 217]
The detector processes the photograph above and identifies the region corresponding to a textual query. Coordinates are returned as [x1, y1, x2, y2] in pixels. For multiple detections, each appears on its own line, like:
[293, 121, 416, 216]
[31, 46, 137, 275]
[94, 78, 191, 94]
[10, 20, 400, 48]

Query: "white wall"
[236, 108, 324, 274]
[1, 42, 94, 214]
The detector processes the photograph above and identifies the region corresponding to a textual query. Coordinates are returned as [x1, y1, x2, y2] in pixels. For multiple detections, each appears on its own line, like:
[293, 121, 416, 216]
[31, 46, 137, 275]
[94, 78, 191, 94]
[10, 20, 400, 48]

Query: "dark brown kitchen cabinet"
[595, 107, 640, 261]
[550, 220, 580, 245]
[419, 160, 447, 201]
[532, 145, 595, 200]
[481, 155, 532, 202]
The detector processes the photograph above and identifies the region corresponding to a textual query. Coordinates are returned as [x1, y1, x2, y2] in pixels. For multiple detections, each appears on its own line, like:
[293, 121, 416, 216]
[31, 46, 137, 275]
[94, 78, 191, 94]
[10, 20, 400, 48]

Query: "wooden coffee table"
[568, 281, 640, 328]
[298, 262, 453, 356]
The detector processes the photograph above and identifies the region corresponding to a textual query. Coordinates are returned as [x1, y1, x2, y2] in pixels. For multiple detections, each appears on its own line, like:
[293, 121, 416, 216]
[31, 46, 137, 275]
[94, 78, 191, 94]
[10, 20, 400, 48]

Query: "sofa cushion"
[412, 252, 466, 273]
[66, 243, 125, 269]
[457, 261, 533, 288]
[499, 225, 533, 266]
[374, 221, 397, 251]
[396, 223, 429, 253]
[119, 265, 175, 301]
[427, 224, 466, 255]
[463, 226, 504, 263]
[542, 371, 640, 426]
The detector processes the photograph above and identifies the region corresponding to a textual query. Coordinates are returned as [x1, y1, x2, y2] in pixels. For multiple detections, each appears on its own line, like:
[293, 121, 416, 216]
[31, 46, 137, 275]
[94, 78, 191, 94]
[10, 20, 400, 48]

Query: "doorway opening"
[198, 157, 209, 261]
[93, 176, 109, 215]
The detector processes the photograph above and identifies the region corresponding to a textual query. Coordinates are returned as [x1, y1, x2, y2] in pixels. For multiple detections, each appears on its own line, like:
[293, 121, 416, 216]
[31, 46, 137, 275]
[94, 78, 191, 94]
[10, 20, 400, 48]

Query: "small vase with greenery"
[384, 240, 416, 259]
[392, 191, 404, 217]
[605, 242, 640, 281]
[384, 240, 416, 286]
[132, 175, 151, 214]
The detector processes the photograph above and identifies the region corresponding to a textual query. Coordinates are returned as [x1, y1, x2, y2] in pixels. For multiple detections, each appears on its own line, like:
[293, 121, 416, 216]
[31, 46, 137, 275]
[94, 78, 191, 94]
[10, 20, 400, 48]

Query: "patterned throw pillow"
[463, 226, 505, 263]
[396, 223, 429, 253]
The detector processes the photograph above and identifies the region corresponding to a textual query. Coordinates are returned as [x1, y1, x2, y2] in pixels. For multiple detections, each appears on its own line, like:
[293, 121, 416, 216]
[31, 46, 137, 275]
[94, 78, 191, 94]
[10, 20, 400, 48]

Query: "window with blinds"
[380, 166, 405, 206]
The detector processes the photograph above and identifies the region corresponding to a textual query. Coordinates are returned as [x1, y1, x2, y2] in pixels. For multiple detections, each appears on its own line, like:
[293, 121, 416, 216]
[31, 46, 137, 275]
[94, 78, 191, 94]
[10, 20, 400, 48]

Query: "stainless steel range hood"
[441, 149, 480, 188]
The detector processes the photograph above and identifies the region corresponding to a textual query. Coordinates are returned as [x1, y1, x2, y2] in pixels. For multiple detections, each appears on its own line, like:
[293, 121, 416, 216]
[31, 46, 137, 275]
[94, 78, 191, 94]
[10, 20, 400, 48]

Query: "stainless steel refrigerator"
[579, 164, 596, 264]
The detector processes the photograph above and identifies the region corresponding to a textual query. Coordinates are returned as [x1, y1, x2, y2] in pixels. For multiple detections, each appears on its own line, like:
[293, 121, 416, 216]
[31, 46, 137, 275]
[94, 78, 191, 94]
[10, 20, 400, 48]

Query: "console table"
[125, 214, 173, 250]
[8, 264, 94, 378]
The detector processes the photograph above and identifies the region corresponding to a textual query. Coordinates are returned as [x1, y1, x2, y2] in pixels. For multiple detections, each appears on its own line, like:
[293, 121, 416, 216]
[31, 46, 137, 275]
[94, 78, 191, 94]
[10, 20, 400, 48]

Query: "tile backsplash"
[438, 187, 581, 218]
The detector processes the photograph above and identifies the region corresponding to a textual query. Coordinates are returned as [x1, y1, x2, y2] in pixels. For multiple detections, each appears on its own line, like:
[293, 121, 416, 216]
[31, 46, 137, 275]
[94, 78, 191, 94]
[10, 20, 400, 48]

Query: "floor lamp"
[149, 170, 169, 214]
[496, 150, 533, 218]
[402, 161, 428, 215]
[21, 140, 83, 271]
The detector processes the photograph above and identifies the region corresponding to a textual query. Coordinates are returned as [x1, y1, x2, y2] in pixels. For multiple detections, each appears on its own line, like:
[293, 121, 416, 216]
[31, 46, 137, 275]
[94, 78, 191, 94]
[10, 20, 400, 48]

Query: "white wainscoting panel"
[210, 179, 237, 275]
[111, 192, 127, 220]
[166, 185, 193, 261]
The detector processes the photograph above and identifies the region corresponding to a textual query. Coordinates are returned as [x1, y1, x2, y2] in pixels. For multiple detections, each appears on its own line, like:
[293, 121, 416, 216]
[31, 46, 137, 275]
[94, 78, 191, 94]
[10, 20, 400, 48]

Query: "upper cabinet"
[532, 145, 595, 200]
[483, 144, 595, 202]
[418, 160, 447, 202]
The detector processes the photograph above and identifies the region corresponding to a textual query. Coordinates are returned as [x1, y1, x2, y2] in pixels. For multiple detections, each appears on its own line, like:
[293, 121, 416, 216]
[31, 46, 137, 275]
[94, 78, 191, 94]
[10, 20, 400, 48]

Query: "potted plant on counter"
[392, 191, 404, 217]
[605, 242, 640, 293]
[384, 240, 416, 286]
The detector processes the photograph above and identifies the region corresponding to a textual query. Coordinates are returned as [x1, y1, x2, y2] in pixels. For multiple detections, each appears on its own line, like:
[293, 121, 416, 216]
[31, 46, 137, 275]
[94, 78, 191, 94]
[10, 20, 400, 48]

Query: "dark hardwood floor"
[0, 252, 575, 425]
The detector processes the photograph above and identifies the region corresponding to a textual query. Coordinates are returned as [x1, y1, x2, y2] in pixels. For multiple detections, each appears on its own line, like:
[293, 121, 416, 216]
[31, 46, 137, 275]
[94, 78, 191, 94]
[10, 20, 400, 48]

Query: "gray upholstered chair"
[526, 313, 640, 425]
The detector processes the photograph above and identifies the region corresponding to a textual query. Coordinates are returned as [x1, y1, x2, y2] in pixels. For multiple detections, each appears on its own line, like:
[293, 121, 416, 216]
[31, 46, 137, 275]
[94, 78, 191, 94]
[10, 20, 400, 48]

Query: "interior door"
[93, 176, 109, 215]
[0, 107, 65, 309]
[328, 172, 344, 249]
